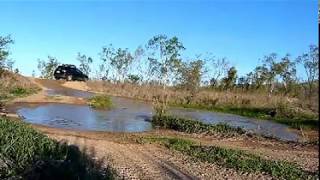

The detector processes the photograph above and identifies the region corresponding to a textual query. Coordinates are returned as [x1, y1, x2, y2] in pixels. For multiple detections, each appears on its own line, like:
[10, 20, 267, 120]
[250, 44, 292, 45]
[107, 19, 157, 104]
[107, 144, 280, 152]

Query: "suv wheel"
[67, 75, 73, 81]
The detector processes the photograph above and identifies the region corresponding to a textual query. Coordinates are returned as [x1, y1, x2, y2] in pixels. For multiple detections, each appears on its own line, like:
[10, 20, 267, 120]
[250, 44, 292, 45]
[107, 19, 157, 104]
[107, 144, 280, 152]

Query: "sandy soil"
[9, 79, 87, 105]
[35, 125, 273, 180]
[5, 78, 319, 179]
[62, 81, 91, 92]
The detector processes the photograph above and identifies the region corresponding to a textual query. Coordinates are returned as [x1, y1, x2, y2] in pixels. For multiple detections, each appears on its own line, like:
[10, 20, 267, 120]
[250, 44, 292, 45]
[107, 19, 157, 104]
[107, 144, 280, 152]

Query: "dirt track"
[36, 125, 273, 180]
[8, 79, 319, 179]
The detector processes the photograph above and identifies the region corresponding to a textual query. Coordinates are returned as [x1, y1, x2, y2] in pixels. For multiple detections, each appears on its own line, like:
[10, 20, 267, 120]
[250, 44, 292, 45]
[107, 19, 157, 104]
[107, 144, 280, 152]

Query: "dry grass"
[87, 80, 317, 113]
[0, 71, 39, 102]
[0, 71, 37, 90]
[86, 81, 319, 129]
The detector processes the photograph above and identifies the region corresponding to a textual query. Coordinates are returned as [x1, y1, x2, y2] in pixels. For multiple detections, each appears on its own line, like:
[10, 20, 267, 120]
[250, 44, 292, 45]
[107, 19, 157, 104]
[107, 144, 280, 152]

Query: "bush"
[88, 95, 113, 109]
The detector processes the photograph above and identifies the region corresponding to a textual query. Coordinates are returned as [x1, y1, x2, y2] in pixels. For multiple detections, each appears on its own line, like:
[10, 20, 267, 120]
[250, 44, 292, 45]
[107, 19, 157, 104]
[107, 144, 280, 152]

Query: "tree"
[32, 70, 36, 78]
[237, 76, 250, 90]
[221, 66, 237, 90]
[132, 46, 145, 82]
[296, 45, 319, 98]
[127, 74, 140, 84]
[5, 59, 15, 72]
[77, 53, 93, 77]
[207, 57, 230, 87]
[101, 44, 134, 82]
[178, 59, 205, 95]
[251, 65, 269, 89]
[37, 56, 60, 79]
[276, 55, 297, 94]
[146, 34, 185, 88]
[250, 54, 297, 95]
[14, 68, 19, 74]
[262, 53, 278, 96]
[0, 35, 14, 73]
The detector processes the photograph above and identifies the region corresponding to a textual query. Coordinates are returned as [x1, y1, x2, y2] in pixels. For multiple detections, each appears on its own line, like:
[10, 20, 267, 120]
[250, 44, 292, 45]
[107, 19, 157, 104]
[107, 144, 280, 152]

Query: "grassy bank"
[152, 115, 245, 137]
[0, 118, 116, 179]
[141, 136, 317, 179]
[86, 81, 319, 130]
[88, 95, 113, 109]
[171, 102, 319, 130]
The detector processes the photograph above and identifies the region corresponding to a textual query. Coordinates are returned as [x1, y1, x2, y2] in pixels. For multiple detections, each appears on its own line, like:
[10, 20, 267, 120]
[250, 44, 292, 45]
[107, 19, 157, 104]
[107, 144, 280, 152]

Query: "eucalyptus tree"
[178, 59, 205, 95]
[0, 35, 14, 73]
[127, 74, 140, 84]
[207, 57, 230, 88]
[146, 34, 185, 89]
[37, 56, 60, 79]
[262, 53, 279, 96]
[221, 66, 237, 90]
[296, 45, 319, 98]
[77, 53, 93, 77]
[251, 65, 269, 90]
[275, 55, 297, 94]
[238, 75, 251, 91]
[101, 44, 134, 82]
[131, 46, 145, 83]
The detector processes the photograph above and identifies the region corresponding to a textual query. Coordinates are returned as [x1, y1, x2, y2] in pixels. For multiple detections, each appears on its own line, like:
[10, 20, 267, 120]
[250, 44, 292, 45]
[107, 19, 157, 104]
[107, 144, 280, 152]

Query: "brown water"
[14, 102, 152, 132]
[11, 81, 300, 141]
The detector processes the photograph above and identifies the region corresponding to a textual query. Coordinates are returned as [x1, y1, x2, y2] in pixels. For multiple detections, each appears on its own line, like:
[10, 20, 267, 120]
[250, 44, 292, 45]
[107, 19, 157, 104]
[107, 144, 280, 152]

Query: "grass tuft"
[152, 115, 245, 137]
[88, 95, 113, 109]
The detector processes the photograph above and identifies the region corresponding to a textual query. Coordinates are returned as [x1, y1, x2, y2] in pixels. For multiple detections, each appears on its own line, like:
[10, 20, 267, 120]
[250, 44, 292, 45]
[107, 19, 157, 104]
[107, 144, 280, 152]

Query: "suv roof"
[60, 64, 76, 68]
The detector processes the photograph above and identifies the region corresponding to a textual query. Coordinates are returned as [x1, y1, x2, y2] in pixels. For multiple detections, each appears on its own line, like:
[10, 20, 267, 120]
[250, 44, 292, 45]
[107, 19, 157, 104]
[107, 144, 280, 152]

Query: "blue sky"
[0, 0, 318, 78]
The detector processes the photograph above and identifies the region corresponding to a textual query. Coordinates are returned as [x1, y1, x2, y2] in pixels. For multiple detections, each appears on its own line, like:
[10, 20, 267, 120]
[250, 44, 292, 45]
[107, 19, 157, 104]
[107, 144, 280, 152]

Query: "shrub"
[88, 95, 113, 109]
[9, 87, 31, 96]
[152, 115, 245, 136]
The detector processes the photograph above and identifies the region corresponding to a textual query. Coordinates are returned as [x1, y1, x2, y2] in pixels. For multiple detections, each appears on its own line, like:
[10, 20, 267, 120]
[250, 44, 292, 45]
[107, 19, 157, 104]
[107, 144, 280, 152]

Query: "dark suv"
[54, 64, 88, 81]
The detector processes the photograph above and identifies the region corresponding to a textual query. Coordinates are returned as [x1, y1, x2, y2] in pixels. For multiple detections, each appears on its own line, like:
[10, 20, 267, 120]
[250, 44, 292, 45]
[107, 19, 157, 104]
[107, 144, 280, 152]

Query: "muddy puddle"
[10, 81, 300, 141]
[11, 101, 299, 141]
[13, 102, 152, 132]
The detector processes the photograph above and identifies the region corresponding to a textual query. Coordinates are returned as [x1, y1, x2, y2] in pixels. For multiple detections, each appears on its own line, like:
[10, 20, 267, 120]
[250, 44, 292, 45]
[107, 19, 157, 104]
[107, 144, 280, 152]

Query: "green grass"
[0, 87, 39, 102]
[170, 102, 319, 130]
[142, 136, 317, 179]
[0, 118, 116, 179]
[88, 95, 113, 109]
[152, 115, 245, 137]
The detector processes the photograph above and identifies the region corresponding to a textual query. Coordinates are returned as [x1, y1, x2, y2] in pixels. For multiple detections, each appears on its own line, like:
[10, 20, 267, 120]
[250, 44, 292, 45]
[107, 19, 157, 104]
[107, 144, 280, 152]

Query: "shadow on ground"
[22, 144, 115, 180]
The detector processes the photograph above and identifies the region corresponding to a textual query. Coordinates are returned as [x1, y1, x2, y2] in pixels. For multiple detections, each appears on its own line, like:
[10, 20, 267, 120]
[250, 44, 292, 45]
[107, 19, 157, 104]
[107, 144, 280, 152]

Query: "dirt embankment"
[62, 81, 91, 92]
[10, 79, 87, 105]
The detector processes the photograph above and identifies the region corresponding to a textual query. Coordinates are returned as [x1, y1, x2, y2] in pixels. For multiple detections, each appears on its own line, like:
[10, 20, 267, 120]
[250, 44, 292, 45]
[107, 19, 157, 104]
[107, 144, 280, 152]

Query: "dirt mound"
[62, 81, 90, 91]
[0, 71, 38, 90]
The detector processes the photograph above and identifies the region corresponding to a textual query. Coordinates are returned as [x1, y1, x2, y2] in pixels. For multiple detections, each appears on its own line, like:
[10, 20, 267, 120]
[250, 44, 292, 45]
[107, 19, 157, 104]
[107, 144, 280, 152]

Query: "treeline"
[1, 34, 319, 98]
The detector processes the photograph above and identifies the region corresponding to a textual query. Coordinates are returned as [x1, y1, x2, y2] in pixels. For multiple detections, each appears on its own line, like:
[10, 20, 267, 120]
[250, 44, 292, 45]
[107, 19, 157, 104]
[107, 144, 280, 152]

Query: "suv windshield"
[75, 68, 82, 74]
